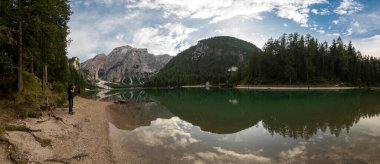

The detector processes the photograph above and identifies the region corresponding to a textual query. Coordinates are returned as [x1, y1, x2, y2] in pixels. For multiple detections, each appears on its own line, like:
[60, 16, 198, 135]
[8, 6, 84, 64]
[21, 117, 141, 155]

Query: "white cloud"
[214, 147, 271, 163]
[352, 35, 380, 57]
[326, 33, 341, 37]
[332, 16, 348, 25]
[127, 0, 327, 25]
[96, 18, 126, 34]
[346, 27, 353, 35]
[116, 34, 125, 41]
[214, 27, 266, 48]
[131, 23, 197, 55]
[316, 30, 325, 34]
[67, 28, 128, 61]
[77, 0, 126, 7]
[275, 4, 311, 26]
[334, 0, 362, 15]
[351, 12, 380, 34]
[124, 11, 139, 20]
[67, 12, 132, 61]
[353, 21, 360, 27]
[67, 29, 99, 60]
[283, 23, 288, 27]
[184, 147, 271, 163]
[311, 8, 330, 15]
[345, 20, 367, 36]
[279, 142, 307, 162]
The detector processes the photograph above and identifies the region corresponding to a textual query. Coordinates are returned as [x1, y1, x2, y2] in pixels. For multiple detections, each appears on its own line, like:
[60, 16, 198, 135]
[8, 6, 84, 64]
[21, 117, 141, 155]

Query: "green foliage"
[67, 62, 87, 92]
[52, 81, 66, 93]
[50, 91, 67, 108]
[0, 125, 5, 135]
[11, 92, 25, 104]
[147, 33, 380, 87]
[0, 0, 72, 93]
[23, 71, 41, 93]
[0, 53, 16, 92]
[22, 108, 40, 118]
[247, 33, 380, 86]
[4, 124, 30, 131]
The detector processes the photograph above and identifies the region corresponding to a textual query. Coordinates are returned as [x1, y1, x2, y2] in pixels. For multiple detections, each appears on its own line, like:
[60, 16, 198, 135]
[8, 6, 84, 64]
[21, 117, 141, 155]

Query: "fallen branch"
[44, 153, 89, 163]
[4, 124, 51, 147]
[43, 95, 66, 125]
[5, 124, 41, 133]
[48, 112, 66, 125]
[29, 132, 52, 147]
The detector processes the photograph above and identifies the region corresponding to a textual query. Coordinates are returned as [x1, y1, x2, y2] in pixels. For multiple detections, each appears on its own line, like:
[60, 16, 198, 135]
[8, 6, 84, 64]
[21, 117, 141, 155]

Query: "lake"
[84, 88, 380, 163]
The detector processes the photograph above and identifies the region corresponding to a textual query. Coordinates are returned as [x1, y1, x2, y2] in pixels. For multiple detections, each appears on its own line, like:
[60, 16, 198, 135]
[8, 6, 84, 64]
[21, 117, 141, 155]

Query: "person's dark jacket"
[67, 87, 74, 99]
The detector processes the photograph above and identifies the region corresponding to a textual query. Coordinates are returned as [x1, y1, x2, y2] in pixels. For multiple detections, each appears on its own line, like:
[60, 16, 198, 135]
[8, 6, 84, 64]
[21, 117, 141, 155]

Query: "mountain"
[81, 53, 107, 81]
[145, 36, 262, 86]
[81, 45, 173, 86]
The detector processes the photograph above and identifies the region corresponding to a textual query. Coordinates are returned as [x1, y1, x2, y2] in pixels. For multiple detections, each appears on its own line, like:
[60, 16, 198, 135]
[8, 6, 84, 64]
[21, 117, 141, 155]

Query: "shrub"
[23, 71, 41, 93]
[52, 81, 66, 93]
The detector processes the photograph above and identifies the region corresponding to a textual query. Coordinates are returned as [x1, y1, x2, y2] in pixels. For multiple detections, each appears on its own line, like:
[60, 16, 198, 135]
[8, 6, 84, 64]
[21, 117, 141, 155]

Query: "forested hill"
[145, 36, 262, 86]
[146, 33, 380, 87]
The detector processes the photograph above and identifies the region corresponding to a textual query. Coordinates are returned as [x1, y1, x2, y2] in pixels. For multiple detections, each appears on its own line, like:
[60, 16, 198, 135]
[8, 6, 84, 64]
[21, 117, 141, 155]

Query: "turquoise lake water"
[85, 88, 380, 163]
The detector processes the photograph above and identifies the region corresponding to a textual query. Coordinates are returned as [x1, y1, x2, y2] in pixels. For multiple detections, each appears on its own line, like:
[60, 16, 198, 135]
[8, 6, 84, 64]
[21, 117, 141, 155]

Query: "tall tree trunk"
[42, 64, 47, 95]
[44, 64, 47, 85]
[17, 0, 23, 92]
[30, 56, 34, 74]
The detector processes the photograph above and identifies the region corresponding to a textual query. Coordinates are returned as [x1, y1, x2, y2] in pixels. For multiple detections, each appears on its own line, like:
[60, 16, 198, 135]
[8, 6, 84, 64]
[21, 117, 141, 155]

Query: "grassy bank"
[0, 72, 68, 136]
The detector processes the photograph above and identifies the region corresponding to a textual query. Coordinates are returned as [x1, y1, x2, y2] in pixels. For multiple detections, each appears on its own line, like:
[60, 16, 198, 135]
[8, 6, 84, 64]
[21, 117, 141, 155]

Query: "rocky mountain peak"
[94, 53, 106, 59]
[81, 45, 173, 86]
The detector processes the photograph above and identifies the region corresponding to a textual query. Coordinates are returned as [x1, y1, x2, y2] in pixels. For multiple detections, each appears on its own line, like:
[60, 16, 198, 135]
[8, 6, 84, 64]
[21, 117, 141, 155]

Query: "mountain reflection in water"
[85, 88, 380, 139]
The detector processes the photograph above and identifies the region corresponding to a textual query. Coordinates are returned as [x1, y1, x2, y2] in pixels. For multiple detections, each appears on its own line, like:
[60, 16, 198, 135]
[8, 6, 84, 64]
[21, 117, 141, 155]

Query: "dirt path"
[0, 97, 115, 163]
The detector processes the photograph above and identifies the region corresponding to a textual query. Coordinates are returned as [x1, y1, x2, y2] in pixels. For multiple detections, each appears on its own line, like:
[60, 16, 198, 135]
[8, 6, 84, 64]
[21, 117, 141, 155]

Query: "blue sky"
[67, 0, 380, 61]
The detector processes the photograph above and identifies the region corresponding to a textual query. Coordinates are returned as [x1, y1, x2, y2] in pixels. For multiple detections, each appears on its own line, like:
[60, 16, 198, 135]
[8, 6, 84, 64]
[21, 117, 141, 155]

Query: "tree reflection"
[147, 89, 380, 139]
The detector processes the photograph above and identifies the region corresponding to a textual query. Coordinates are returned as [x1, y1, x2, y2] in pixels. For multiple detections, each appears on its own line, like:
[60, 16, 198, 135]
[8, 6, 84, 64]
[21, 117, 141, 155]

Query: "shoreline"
[0, 97, 116, 163]
[85, 83, 378, 91]
[234, 85, 360, 90]
[181, 85, 207, 88]
[182, 85, 365, 90]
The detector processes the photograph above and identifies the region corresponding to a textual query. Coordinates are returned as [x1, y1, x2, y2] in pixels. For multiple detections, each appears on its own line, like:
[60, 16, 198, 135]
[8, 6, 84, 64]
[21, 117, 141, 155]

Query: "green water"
[86, 88, 380, 163]
[146, 89, 380, 136]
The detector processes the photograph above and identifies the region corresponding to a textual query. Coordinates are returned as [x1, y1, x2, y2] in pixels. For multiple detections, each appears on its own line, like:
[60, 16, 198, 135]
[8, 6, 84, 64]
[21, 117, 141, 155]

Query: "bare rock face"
[81, 45, 172, 85]
[81, 53, 106, 81]
[154, 54, 172, 70]
[69, 57, 81, 70]
[191, 42, 208, 61]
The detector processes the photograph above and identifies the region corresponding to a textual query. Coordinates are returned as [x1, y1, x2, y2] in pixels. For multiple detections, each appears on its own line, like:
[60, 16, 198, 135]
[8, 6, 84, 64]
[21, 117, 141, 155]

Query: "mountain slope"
[145, 36, 262, 86]
[81, 45, 172, 86]
[81, 53, 107, 81]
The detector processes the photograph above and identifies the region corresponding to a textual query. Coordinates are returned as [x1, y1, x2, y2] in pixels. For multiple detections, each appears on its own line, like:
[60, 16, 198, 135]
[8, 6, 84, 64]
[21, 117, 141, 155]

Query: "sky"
[67, 0, 380, 61]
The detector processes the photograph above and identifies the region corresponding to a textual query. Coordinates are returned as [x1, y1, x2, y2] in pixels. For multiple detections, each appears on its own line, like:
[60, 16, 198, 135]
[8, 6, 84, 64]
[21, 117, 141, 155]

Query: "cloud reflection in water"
[108, 117, 272, 163]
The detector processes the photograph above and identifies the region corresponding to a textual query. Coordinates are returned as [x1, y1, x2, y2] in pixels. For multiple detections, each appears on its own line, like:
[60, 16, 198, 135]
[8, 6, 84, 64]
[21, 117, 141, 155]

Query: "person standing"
[68, 84, 75, 115]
